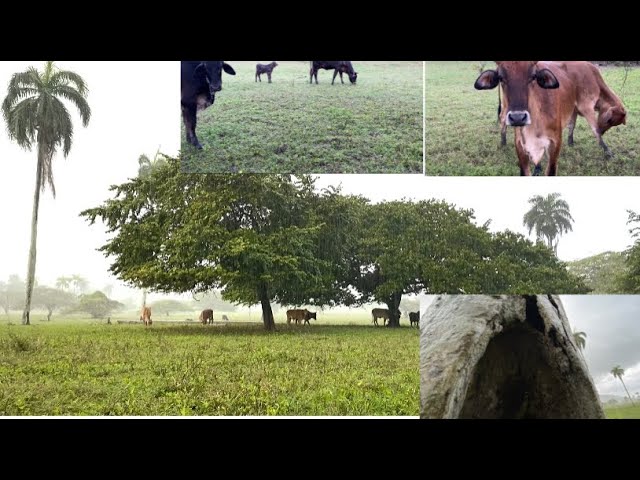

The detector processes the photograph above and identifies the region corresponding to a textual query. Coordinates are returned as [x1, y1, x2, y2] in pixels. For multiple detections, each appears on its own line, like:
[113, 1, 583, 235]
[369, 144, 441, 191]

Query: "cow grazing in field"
[561, 61, 626, 156]
[199, 309, 214, 325]
[409, 311, 420, 328]
[371, 308, 390, 326]
[221, 314, 230, 322]
[181, 61, 236, 150]
[255, 62, 278, 83]
[310, 61, 358, 85]
[140, 306, 152, 326]
[286, 309, 317, 325]
[476, 61, 580, 176]
[494, 62, 626, 157]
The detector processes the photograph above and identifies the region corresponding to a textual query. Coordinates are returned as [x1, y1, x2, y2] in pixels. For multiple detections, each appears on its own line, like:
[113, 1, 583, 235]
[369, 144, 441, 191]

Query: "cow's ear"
[474, 70, 499, 90]
[535, 69, 559, 89]
[194, 62, 208, 78]
[223, 63, 236, 76]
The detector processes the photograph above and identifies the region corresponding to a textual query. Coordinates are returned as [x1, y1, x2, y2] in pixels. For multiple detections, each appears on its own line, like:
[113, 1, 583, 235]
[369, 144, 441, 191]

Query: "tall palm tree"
[611, 365, 635, 406]
[522, 193, 574, 255]
[573, 329, 587, 357]
[2, 61, 91, 325]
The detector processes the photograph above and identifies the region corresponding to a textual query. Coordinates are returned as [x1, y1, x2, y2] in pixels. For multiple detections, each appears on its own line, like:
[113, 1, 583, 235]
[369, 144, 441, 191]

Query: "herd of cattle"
[137, 305, 419, 327]
[181, 60, 358, 149]
[475, 61, 627, 176]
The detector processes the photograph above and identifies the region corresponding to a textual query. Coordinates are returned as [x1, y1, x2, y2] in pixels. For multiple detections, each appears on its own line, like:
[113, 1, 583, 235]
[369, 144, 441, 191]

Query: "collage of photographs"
[0, 60, 639, 420]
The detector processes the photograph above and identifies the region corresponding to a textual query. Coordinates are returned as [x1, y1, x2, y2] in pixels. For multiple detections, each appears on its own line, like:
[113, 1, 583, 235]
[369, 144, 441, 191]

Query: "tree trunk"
[385, 291, 403, 328]
[22, 152, 45, 326]
[141, 289, 147, 308]
[258, 283, 276, 331]
[619, 378, 636, 406]
[47, 309, 52, 322]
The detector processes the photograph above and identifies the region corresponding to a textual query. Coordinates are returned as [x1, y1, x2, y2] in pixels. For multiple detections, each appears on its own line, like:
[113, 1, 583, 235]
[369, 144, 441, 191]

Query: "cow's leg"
[579, 105, 613, 157]
[268, 72, 272, 83]
[182, 104, 202, 149]
[567, 109, 578, 146]
[545, 138, 562, 176]
[332, 70, 338, 85]
[500, 123, 507, 147]
[340, 71, 344, 84]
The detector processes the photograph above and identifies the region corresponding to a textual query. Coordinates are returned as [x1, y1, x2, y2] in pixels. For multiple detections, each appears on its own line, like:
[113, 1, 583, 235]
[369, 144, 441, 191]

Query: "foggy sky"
[420, 295, 640, 398]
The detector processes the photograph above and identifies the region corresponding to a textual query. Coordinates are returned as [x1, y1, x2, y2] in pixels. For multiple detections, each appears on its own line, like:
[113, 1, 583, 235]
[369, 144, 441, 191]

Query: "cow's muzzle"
[506, 110, 531, 127]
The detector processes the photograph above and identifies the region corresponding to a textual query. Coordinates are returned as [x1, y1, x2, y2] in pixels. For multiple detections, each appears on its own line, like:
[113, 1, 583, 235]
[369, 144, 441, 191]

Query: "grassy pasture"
[180, 61, 423, 174]
[604, 403, 640, 419]
[0, 314, 418, 416]
[425, 61, 640, 176]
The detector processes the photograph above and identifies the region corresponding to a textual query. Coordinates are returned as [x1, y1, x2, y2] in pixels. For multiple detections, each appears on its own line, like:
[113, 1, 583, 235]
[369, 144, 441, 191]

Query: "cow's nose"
[507, 111, 530, 127]
[212, 85, 222, 92]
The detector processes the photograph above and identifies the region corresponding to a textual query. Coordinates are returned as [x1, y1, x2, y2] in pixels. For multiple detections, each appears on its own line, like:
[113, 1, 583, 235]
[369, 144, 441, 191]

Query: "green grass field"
[425, 61, 640, 175]
[604, 403, 640, 419]
[0, 313, 418, 416]
[180, 61, 423, 174]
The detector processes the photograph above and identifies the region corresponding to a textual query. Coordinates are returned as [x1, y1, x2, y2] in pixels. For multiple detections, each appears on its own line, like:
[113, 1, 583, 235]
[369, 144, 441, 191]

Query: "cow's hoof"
[568, 138, 574, 147]
[604, 150, 614, 159]
[195, 143, 203, 150]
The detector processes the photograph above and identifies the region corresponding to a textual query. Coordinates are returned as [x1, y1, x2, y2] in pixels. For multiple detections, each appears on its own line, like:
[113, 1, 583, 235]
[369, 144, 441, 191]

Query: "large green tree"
[349, 201, 588, 327]
[2, 61, 91, 325]
[522, 193, 574, 255]
[81, 160, 352, 331]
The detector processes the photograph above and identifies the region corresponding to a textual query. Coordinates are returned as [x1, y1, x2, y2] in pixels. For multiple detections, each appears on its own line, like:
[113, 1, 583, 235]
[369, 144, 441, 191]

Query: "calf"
[255, 62, 278, 83]
[303, 311, 317, 325]
[140, 306, 152, 327]
[371, 308, 390, 326]
[409, 311, 420, 328]
[310, 61, 358, 85]
[181, 61, 236, 150]
[199, 309, 214, 325]
[475, 61, 577, 176]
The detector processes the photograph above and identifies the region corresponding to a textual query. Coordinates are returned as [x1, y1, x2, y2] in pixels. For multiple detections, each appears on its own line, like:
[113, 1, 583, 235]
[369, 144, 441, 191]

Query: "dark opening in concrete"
[459, 324, 591, 419]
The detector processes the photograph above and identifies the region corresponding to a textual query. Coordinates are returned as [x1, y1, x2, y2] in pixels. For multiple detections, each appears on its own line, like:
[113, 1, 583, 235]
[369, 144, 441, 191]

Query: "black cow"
[303, 311, 317, 325]
[181, 61, 236, 150]
[310, 61, 358, 85]
[409, 311, 420, 328]
[256, 62, 278, 83]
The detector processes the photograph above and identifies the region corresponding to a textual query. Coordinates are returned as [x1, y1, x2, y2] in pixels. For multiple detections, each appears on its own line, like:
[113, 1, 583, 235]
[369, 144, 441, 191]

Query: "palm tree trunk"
[619, 378, 636, 406]
[22, 152, 44, 325]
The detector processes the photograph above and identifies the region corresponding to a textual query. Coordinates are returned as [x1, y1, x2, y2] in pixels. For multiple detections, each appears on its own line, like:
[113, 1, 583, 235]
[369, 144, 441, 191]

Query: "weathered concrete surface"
[420, 295, 604, 419]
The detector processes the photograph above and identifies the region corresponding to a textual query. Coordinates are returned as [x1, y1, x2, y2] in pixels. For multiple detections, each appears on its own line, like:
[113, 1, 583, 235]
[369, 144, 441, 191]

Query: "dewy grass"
[425, 61, 640, 176]
[180, 61, 423, 174]
[0, 319, 418, 416]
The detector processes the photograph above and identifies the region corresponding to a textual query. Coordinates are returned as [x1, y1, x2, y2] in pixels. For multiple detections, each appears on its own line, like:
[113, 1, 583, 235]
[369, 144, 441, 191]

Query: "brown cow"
[140, 306, 152, 326]
[199, 309, 213, 325]
[560, 61, 626, 156]
[496, 62, 626, 157]
[476, 61, 577, 176]
[286, 309, 316, 325]
[371, 308, 390, 327]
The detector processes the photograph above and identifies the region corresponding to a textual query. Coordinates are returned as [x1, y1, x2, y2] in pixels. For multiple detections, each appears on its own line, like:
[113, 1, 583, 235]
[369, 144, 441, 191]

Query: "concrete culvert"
[419, 295, 605, 419]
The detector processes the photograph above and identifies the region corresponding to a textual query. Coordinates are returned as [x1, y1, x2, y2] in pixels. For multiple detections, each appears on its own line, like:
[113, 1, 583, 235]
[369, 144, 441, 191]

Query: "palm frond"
[52, 85, 91, 126]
